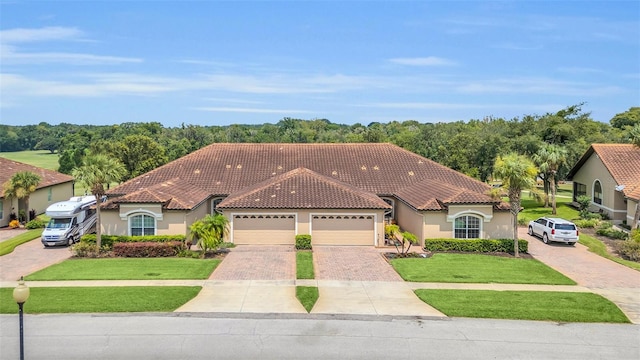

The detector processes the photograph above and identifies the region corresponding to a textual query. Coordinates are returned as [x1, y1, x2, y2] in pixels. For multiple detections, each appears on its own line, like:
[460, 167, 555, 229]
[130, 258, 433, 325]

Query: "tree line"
[1, 105, 638, 186]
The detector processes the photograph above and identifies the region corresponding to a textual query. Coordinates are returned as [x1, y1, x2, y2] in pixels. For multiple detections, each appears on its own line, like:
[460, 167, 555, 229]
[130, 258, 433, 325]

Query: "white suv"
[527, 217, 579, 245]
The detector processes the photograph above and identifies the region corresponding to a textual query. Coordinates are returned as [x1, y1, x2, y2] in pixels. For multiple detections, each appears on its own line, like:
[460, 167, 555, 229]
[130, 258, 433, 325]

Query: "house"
[567, 144, 640, 227]
[103, 143, 512, 246]
[0, 157, 74, 227]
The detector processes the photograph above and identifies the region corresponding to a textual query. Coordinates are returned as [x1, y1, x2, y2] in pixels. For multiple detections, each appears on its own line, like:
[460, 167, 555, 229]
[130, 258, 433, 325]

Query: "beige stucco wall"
[421, 205, 513, 243]
[0, 182, 74, 227]
[395, 200, 425, 240]
[627, 198, 639, 228]
[572, 154, 627, 222]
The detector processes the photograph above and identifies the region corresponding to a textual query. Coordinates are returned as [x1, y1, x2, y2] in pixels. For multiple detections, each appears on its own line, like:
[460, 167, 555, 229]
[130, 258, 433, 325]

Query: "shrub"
[80, 234, 186, 249]
[596, 223, 629, 240]
[29, 209, 37, 221]
[517, 217, 528, 226]
[424, 238, 528, 254]
[8, 219, 20, 229]
[295, 234, 312, 250]
[112, 241, 185, 257]
[574, 219, 600, 228]
[72, 242, 101, 258]
[576, 195, 591, 218]
[616, 230, 640, 261]
[25, 218, 46, 229]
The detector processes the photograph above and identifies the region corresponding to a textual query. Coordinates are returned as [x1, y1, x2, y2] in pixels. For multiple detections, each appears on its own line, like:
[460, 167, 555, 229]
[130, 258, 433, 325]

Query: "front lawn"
[25, 258, 220, 280]
[0, 229, 43, 256]
[391, 253, 576, 284]
[0, 286, 200, 313]
[580, 234, 640, 271]
[296, 251, 314, 279]
[415, 289, 630, 323]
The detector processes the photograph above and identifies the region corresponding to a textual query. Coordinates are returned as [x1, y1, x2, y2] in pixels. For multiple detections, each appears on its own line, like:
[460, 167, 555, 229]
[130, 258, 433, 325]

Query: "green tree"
[72, 154, 127, 249]
[116, 135, 169, 180]
[533, 144, 568, 215]
[629, 124, 640, 147]
[34, 136, 61, 154]
[493, 153, 539, 257]
[189, 214, 230, 254]
[610, 107, 640, 129]
[2, 171, 41, 221]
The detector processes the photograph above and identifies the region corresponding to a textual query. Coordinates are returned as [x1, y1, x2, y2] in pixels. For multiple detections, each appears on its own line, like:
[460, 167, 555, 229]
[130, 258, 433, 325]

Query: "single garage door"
[232, 214, 296, 245]
[311, 215, 375, 246]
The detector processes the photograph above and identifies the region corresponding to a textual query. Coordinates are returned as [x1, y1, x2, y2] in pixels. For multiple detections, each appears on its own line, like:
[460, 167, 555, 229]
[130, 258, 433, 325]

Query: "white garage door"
[232, 214, 296, 245]
[311, 215, 375, 246]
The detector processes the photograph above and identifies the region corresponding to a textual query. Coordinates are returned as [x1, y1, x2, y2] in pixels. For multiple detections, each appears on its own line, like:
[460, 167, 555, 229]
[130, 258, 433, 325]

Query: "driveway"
[0, 235, 72, 282]
[313, 246, 403, 281]
[210, 245, 296, 280]
[520, 226, 640, 323]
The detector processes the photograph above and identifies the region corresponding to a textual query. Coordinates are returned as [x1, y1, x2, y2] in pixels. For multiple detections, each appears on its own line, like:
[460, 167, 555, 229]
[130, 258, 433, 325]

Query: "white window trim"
[127, 213, 157, 236]
[309, 212, 378, 247]
[592, 179, 603, 205]
[120, 208, 163, 221]
[229, 212, 297, 244]
[451, 214, 483, 239]
[446, 210, 492, 223]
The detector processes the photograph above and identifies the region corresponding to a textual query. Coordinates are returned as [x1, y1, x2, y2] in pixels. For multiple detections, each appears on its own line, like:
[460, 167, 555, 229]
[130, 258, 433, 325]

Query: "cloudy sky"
[1, 1, 638, 127]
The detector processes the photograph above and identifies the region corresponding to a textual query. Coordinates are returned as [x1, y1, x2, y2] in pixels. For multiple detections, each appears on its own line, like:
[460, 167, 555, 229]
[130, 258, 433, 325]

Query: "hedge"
[81, 234, 187, 249]
[295, 234, 312, 250]
[112, 241, 185, 257]
[424, 238, 528, 254]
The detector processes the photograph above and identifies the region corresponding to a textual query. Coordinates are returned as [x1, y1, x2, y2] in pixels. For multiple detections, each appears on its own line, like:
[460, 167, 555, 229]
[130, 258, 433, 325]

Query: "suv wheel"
[528, 226, 534, 236]
[543, 233, 549, 244]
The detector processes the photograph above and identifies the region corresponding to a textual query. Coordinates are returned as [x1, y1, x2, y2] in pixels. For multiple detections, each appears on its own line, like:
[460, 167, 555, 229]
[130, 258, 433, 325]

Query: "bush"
[574, 219, 600, 228]
[112, 241, 185, 257]
[80, 234, 186, 249]
[596, 223, 629, 240]
[72, 242, 101, 258]
[424, 238, 528, 254]
[616, 230, 640, 261]
[576, 195, 591, 218]
[583, 212, 602, 220]
[295, 234, 312, 250]
[25, 218, 46, 229]
[8, 219, 20, 229]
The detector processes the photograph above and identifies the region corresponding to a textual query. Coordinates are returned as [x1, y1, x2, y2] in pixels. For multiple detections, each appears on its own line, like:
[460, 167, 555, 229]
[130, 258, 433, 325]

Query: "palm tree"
[2, 171, 41, 222]
[72, 154, 126, 249]
[533, 144, 567, 215]
[493, 153, 539, 257]
[189, 214, 230, 254]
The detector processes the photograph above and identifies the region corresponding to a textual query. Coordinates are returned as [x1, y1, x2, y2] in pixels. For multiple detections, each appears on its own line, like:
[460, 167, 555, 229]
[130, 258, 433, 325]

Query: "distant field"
[0, 150, 59, 170]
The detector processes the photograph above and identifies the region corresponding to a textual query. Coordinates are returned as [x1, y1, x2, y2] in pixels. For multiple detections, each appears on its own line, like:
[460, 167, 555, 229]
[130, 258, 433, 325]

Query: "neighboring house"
[104, 143, 512, 247]
[567, 144, 640, 227]
[0, 157, 74, 227]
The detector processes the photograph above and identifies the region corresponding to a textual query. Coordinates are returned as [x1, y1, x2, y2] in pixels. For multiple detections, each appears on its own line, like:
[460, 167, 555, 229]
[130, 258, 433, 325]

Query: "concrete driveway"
[520, 226, 640, 323]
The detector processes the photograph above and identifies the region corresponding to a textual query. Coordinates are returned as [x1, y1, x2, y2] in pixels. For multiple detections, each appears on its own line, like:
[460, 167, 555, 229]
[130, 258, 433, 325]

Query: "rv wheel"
[67, 237, 75, 246]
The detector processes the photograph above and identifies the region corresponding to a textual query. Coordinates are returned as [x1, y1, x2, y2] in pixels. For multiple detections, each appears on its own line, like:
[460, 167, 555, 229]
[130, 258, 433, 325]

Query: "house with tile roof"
[567, 144, 640, 227]
[0, 157, 74, 227]
[103, 143, 513, 246]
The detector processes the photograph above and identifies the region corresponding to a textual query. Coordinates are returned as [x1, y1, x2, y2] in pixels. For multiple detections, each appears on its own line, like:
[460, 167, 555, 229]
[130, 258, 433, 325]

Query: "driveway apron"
[520, 227, 640, 323]
[0, 236, 72, 282]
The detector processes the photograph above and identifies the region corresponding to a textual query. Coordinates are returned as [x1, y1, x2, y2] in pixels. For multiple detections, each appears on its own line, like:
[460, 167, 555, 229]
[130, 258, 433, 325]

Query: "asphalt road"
[1, 314, 638, 360]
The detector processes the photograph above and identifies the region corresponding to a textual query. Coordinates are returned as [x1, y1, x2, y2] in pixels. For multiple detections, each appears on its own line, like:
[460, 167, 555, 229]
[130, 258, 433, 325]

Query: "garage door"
[311, 215, 375, 246]
[232, 214, 296, 245]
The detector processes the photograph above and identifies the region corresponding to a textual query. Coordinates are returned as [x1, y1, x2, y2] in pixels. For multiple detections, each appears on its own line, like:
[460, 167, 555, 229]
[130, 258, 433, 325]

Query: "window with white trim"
[593, 180, 602, 205]
[454, 215, 481, 239]
[129, 214, 156, 236]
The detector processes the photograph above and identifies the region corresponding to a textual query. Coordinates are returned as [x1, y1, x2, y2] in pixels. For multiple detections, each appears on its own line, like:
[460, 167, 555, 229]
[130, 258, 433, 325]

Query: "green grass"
[390, 253, 576, 284]
[579, 234, 640, 271]
[415, 289, 630, 323]
[512, 185, 580, 224]
[296, 251, 314, 279]
[296, 286, 319, 313]
[0, 286, 201, 313]
[0, 229, 43, 256]
[25, 258, 221, 280]
[0, 150, 59, 170]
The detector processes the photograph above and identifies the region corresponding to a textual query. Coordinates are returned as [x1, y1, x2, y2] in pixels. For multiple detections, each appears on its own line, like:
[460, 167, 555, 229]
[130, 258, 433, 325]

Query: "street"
[1, 314, 638, 359]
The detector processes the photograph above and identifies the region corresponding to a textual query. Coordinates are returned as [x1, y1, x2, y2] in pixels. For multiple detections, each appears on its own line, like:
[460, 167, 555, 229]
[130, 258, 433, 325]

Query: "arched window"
[211, 197, 225, 214]
[129, 214, 156, 236]
[454, 215, 481, 239]
[593, 180, 602, 205]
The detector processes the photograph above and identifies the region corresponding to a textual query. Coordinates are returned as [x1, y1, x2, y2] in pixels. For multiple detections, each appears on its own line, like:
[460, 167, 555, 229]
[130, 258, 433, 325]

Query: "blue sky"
[1, 1, 638, 127]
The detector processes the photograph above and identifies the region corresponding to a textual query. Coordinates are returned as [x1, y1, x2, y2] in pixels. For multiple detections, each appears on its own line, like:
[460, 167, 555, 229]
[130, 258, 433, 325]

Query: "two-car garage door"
[311, 215, 375, 246]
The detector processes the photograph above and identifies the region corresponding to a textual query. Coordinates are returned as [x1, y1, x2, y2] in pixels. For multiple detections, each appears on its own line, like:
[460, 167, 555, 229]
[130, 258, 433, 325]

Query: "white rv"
[41, 196, 97, 247]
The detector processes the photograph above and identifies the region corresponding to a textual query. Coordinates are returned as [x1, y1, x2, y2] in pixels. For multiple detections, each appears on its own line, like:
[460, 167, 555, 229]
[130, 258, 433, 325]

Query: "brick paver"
[210, 245, 296, 280]
[314, 246, 403, 281]
[0, 236, 72, 281]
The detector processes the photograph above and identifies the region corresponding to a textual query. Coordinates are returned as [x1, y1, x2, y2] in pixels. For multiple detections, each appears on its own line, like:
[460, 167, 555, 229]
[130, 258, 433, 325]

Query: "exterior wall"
[101, 203, 204, 237]
[395, 200, 425, 241]
[421, 205, 512, 241]
[0, 182, 74, 228]
[627, 198, 640, 228]
[572, 154, 627, 222]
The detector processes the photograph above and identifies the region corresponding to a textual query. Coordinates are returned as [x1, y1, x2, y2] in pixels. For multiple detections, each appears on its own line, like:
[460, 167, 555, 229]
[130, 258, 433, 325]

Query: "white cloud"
[192, 107, 312, 114]
[389, 56, 457, 66]
[0, 26, 83, 43]
[456, 77, 623, 96]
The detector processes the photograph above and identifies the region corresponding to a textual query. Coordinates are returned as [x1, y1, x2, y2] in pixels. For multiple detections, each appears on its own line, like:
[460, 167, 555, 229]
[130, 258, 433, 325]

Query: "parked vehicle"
[41, 196, 97, 247]
[528, 217, 579, 245]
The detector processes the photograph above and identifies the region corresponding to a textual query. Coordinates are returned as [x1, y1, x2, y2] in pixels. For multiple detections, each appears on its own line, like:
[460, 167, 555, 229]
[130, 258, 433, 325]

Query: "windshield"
[46, 218, 72, 229]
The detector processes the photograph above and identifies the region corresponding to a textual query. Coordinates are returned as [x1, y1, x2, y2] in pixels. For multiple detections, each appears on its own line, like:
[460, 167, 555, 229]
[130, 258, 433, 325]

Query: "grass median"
[579, 234, 640, 271]
[391, 253, 576, 284]
[415, 289, 630, 323]
[0, 286, 200, 313]
[25, 258, 220, 280]
[296, 251, 314, 279]
[296, 286, 319, 313]
[0, 229, 43, 256]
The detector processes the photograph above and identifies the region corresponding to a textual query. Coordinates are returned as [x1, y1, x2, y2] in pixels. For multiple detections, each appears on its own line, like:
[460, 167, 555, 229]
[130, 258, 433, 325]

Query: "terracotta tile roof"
[394, 178, 505, 210]
[568, 144, 640, 199]
[0, 157, 74, 198]
[218, 167, 391, 209]
[103, 178, 210, 210]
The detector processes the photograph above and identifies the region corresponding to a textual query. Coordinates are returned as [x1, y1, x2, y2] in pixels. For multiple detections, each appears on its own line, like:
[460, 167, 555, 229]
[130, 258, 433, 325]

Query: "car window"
[537, 219, 546, 225]
[548, 221, 554, 228]
[556, 224, 576, 230]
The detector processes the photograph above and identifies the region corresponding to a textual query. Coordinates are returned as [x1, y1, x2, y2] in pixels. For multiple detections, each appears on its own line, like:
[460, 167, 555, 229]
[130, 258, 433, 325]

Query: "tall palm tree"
[72, 154, 126, 249]
[494, 153, 539, 257]
[2, 171, 41, 221]
[533, 144, 567, 215]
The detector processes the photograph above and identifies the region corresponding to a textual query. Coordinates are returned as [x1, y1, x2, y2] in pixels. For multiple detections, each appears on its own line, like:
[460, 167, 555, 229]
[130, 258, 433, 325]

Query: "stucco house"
[0, 157, 74, 227]
[567, 144, 640, 227]
[103, 143, 512, 247]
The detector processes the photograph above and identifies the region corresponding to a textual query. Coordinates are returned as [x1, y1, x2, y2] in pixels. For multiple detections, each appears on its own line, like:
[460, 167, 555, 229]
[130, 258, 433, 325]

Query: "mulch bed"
[383, 250, 533, 260]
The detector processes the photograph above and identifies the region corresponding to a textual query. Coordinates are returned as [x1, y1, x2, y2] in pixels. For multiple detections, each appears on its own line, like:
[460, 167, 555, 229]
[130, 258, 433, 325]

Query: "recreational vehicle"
[41, 196, 97, 247]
